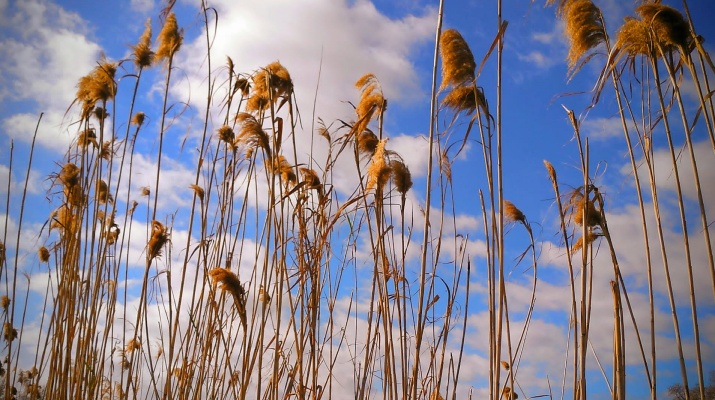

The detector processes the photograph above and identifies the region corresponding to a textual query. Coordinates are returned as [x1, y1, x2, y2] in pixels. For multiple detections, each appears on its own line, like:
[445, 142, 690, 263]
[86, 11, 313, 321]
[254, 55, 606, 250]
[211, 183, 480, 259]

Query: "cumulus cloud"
[0, 0, 102, 150]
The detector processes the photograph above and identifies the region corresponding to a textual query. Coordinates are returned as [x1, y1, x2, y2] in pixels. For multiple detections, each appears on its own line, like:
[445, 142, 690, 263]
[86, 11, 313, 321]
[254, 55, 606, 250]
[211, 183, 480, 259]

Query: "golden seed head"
[246, 61, 292, 112]
[59, 163, 81, 188]
[125, 338, 141, 353]
[300, 168, 322, 191]
[38, 246, 50, 263]
[96, 179, 112, 204]
[3, 322, 17, 342]
[544, 160, 557, 183]
[503, 200, 526, 224]
[357, 129, 379, 156]
[189, 184, 205, 201]
[563, 0, 606, 71]
[131, 112, 146, 126]
[636, 4, 689, 50]
[441, 84, 488, 115]
[1, 295, 10, 310]
[439, 29, 476, 90]
[78, 129, 98, 149]
[208, 267, 247, 330]
[354, 74, 385, 135]
[366, 139, 391, 192]
[155, 12, 182, 64]
[389, 160, 412, 194]
[217, 125, 235, 147]
[235, 113, 271, 157]
[572, 232, 599, 252]
[141, 186, 151, 197]
[147, 220, 170, 260]
[133, 18, 154, 68]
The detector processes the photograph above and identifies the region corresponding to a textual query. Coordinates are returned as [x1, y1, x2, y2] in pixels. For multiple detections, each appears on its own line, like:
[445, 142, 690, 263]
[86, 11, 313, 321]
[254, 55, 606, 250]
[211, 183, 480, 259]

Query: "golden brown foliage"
[131, 112, 146, 126]
[357, 129, 379, 156]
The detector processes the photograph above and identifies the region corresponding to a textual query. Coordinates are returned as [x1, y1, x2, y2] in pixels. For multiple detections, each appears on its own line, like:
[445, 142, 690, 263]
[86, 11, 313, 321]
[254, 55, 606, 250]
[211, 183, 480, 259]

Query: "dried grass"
[208, 268, 247, 331]
[133, 18, 154, 68]
[563, 0, 606, 71]
[155, 12, 182, 64]
[147, 220, 170, 260]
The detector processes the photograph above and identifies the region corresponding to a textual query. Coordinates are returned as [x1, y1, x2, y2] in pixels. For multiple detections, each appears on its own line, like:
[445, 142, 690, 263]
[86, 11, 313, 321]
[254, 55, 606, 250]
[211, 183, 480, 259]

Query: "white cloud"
[581, 116, 635, 140]
[130, 0, 154, 13]
[0, 0, 102, 150]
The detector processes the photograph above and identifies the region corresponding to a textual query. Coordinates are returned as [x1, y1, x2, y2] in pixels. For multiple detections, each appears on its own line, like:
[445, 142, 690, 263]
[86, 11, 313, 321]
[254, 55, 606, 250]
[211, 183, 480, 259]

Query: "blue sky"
[1, 0, 715, 398]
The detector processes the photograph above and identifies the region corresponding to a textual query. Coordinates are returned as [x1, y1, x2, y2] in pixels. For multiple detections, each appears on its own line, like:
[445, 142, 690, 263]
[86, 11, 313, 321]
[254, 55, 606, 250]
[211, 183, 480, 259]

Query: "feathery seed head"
[615, 17, 653, 56]
[235, 113, 271, 157]
[133, 18, 154, 68]
[357, 129, 379, 156]
[131, 112, 146, 126]
[38, 246, 50, 263]
[544, 160, 557, 183]
[3, 323, 17, 342]
[147, 220, 169, 260]
[636, 4, 689, 51]
[189, 184, 204, 201]
[366, 139, 391, 192]
[572, 232, 599, 252]
[96, 179, 112, 204]
[389, 160, 412, 194]
[0, 295, 9, 310]
[141, 186, 151, 197]
[563, 0, 606, 71]
[78, 128, 98, 149]
[60, 163, 81, 188]
[439, 29, 476, 90]
[503, 200, 526, 224]
[246, 61, 292, 112]
[354, 74, 385, 135]
[300, 168, 322, 191]
[217, 125, 235, 148]
[441, 84, 487, 115]
[155, 12, 182, 64]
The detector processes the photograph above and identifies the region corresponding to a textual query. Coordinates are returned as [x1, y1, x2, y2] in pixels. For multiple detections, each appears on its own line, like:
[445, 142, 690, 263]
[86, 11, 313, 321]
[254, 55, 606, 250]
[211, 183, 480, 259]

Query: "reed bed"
[0, 0, 713, 399]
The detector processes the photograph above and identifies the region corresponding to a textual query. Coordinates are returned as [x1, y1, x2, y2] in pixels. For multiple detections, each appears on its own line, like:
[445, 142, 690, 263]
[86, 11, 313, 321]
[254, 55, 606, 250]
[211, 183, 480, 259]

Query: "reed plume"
[131, 112, 146, 126]
[389, 160, 412, 194]
[208, 267, 247, 331]
[354, 74, 385, 135]
[155, 12, 182, 64]
[439, 29, 476, 90]
[357, 129, 379, 156]
[503, 200, 526, 224]
[75, 58, 117, 118]
[133, 18, 154, 68]
[147, 220, 170, 261]
[636, 4, 689, 51]
[246, 61, 293, 112]
[563, 0, 606, 72]
[235, 113, 271, 156]
[366, 139, 391, 192]
[38, 246, 50, 263]
[441, 84, 488, 115]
